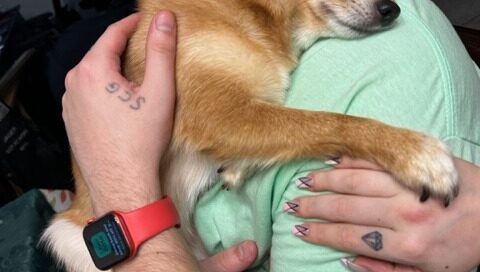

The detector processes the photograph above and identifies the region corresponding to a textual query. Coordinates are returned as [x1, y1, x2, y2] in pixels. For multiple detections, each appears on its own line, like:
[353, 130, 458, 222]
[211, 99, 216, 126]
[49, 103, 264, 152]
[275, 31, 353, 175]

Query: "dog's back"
[126, 0, 299, 117]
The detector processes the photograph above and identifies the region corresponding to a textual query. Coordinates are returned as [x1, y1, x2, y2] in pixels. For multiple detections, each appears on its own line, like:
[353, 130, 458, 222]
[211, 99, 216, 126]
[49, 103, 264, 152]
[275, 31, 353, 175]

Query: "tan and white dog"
[43, 0, 458, 271]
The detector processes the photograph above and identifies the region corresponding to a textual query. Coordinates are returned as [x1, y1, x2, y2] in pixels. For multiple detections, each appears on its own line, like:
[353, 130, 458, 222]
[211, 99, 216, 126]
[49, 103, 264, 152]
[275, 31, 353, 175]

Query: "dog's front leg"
[174, 74, 458, 205]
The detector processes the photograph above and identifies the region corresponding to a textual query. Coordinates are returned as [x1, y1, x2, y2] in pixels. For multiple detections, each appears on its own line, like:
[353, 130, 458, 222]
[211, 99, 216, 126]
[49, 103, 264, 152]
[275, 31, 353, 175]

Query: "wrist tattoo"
[362, 231, 383, 251]
[105, 81, 146, 111]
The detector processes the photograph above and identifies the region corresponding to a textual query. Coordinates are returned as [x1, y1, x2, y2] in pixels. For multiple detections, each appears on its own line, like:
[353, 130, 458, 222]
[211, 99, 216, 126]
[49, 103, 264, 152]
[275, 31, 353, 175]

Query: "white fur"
[164, 145, 278, 258]
[293, 27, 325, 54]
[41, 219, 108, 272]
[407, 137, 458, 195]
[163, 146, 218, 258]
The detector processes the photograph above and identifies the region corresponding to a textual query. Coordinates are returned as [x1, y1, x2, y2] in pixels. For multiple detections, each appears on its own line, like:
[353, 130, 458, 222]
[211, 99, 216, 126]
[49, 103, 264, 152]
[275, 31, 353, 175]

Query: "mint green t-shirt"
[194, 0, 480, 271]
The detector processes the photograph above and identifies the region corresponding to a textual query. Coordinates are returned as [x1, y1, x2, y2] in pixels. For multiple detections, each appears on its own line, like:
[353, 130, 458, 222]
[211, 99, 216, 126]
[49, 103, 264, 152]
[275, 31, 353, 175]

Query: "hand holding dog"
[62, 12, 177, 215]
[290, 157, 480, 272]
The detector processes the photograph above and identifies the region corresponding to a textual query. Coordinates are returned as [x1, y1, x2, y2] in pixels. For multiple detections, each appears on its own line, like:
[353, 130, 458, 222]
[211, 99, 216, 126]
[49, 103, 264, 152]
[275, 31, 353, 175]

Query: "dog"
[43, 0, 459, 271]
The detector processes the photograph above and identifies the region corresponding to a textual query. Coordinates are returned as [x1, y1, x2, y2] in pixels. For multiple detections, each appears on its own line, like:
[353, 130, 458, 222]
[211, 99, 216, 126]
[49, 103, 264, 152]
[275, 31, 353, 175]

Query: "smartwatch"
[83, 196, 180, 270]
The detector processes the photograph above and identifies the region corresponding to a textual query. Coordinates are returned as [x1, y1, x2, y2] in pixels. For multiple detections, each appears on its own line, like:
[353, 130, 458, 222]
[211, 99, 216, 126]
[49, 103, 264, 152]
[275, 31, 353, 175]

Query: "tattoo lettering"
[118, 90, 132, 102]
[130, 96, 146, 111]
[105, 82, 146, 111]
[106, 82, 120, 93]
[362, 231, 383, 251]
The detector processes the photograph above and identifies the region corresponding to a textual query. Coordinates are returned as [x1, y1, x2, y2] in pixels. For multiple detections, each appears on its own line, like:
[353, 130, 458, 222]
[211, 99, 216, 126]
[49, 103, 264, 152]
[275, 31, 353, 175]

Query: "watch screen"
[83, 213, 131, 270]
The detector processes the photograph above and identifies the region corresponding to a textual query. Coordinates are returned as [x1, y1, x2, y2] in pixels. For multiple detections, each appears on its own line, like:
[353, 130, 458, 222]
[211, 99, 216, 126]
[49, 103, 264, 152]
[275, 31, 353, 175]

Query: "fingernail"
[237, 242, 247, 262]
[340, 257, 370, 272]
[292, 224, 309, 237]
[283, 201, 299, 213]
[155, 11, 174, 32]
[295, 176, 312, 189]
[238, 241, 256, 262]
[325, 157, 341, 166]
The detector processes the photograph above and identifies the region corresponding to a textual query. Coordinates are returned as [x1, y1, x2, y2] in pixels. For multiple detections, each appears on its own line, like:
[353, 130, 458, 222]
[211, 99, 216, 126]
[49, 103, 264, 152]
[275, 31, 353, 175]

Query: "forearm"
[115, 229, 200, 272]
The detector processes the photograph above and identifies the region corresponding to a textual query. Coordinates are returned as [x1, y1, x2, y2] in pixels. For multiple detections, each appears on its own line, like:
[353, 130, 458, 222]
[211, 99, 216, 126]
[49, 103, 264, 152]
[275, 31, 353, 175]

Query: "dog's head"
[309, 0, 400, 34]
[282, 0, 401, 50]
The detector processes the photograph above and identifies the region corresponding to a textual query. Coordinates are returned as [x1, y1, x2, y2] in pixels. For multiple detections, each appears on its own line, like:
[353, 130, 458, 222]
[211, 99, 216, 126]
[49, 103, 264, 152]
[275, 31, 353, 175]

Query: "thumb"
[199, 240, 258, 272]
[141, 10, 177, 101]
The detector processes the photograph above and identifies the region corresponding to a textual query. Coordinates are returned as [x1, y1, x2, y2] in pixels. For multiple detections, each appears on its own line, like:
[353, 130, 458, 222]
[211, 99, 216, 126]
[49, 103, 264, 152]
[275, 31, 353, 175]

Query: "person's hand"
[62, 11, 177, 215]
[199, 240, 258, 272]
[288, 157, 480, 272]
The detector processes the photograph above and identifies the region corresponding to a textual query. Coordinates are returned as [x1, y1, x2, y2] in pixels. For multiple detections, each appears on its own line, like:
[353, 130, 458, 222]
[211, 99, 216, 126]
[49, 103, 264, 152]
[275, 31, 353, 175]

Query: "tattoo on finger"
[362, 231, 383, 251]
[105, 81, 146, 110]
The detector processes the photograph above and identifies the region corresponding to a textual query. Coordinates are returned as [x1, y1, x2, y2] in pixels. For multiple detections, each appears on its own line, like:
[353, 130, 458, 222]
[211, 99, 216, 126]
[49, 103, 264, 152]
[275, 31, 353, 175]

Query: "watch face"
[83, 213, 131, 270]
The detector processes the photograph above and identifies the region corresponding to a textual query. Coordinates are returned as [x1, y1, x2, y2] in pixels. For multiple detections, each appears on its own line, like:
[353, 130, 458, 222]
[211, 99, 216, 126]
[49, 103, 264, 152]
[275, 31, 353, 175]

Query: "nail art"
[325, 157, 341, 166]
[292, 224, 309, 237]
[295, 176, 312, 189]
[283, 201, 299, 213]
[340, 258, 370, 272]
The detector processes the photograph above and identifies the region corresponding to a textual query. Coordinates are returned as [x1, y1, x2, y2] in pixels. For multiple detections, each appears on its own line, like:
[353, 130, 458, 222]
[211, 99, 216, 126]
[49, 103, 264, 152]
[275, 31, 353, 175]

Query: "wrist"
[87, 174, 162, 216]
[83, 197, 181, 270]
[116, 229, 199, 271]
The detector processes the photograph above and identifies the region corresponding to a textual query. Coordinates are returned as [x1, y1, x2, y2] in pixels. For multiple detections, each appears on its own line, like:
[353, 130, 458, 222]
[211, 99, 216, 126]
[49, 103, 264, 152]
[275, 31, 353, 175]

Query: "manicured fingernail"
[155, 11, 174, 32]
[325, 157, 341, 166]
[283, 201, 299, 213]
[292, 224, 309, 237]
[295, 176, 312, 189]
[340, 257, 370, 272]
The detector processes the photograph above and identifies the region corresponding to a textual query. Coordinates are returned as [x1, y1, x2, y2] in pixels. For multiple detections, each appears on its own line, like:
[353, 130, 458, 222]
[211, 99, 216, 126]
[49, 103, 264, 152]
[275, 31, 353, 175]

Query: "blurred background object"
[0, 0, 135, 207]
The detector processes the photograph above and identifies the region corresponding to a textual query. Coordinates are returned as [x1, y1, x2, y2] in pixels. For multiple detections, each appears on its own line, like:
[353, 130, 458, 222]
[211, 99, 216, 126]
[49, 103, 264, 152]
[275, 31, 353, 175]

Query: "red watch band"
[115, 197, 180, 257]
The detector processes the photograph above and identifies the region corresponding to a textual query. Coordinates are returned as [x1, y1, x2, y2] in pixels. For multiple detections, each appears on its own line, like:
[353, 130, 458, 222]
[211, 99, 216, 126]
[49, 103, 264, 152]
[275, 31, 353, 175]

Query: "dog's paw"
[219, 168, 244, 187]
[218, 165, 248, 188]
[217, 160, 261, 188]
[390, 135, 458, 207]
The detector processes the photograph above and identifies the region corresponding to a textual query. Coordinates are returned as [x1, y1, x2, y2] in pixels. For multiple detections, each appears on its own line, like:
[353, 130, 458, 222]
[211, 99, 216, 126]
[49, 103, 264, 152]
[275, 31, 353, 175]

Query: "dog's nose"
[376, 0, 401, 26]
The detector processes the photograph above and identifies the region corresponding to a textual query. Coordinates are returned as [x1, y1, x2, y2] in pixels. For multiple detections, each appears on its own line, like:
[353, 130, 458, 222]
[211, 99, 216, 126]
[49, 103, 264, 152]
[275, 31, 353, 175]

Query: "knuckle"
[400, 235, 428, 260]
[105, 24, 118, 35]
[61, 95, 68, 120]
[214, 255, 230, 272]
[398, 204, 434, 223]
[332, 197, 353, 218]
[337, 225, 356, 249]
[151, 41, 175, 55]
[76, 61, 97, 82]
[64, 71, 72, 89]
[61, 94, 67, 108]
[344, 172, 360, 191]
